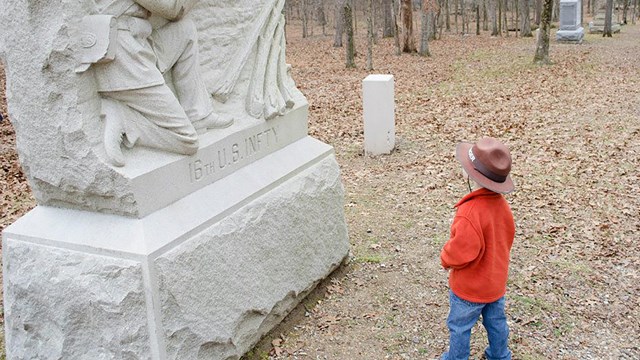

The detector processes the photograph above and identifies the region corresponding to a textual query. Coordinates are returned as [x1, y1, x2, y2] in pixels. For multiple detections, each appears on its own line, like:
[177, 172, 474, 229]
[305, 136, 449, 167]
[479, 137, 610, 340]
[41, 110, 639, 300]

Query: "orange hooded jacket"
[441, 188, 515, 303]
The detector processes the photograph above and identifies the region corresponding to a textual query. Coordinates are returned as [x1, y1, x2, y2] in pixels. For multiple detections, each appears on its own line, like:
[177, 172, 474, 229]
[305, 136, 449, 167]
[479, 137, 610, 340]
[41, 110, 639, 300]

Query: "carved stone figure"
[81, 0, 233, 166]
[1, 0, 304, 216]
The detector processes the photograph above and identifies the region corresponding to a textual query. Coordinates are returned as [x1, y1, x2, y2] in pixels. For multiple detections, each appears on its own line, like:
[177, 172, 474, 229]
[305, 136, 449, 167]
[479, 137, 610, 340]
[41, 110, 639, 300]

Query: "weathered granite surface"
[2, 139, 350, 359]
[0, 0, 300, 217]
[156, 155, 348, 359]
[3, 240, 151, 360]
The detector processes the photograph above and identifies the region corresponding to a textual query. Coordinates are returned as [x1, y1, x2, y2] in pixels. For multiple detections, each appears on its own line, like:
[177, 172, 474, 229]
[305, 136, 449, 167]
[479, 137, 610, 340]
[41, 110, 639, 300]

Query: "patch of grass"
[550, 259, 592, 277]
[355, 254, 385, 264]
[432, 232, 449, 246]
[242, 349, 270, 360]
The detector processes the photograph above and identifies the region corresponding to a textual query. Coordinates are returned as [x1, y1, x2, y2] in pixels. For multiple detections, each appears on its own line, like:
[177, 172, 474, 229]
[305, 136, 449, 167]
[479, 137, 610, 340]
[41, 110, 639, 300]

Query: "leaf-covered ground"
[2, 20, 640, 360]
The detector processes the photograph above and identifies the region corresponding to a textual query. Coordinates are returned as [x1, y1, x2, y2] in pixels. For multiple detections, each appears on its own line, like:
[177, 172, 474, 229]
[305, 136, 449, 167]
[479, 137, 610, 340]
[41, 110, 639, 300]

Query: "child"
[440, 137, 516, 360]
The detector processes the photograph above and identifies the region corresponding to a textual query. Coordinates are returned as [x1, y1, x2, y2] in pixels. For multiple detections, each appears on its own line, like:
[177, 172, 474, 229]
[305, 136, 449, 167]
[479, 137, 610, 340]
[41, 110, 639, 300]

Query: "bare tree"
[383, 0, 395, 36]
[420, 0, 436, 56]
[317, 0, 328, 35]
[399, 0, 417, 52]
[603, 0, 614, 36]
[345, 2, 357, 67]
[520, 0, 533, 36]
[334, 0, 347, 46]
[533, 0, 553, 64]
[503, 0, 509, 36]
[302, 0, 310, 38]
[476, 2, 481, 34]
[391, 0, 401, 54]
[445, 0, 451, 30]
[367, 0, 375, 69]
[490, 0, 499, 35]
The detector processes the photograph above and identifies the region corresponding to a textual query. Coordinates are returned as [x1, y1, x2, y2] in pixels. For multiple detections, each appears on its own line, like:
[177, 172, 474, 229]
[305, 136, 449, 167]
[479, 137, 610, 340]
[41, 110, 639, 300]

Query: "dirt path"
[2, 21, 639, 360]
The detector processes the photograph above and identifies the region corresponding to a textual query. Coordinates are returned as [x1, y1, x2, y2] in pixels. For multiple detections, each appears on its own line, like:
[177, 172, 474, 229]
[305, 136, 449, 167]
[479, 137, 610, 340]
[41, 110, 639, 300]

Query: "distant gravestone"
[363, 74, 395, 156]
[556, 0, 585, 43]
[0, 1, 350, 359]
[588, 8, 622, 33]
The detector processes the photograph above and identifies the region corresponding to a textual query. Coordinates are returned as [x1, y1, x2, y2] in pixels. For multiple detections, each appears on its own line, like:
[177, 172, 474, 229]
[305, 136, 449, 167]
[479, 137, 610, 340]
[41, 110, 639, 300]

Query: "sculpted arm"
[134, 0, 199, 20]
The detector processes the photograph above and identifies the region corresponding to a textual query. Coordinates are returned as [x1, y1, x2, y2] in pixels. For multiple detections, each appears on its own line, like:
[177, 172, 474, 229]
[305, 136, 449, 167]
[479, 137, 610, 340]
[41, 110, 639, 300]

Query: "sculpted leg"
[151, 19, 232, 130]
[100, 84, 199, 166]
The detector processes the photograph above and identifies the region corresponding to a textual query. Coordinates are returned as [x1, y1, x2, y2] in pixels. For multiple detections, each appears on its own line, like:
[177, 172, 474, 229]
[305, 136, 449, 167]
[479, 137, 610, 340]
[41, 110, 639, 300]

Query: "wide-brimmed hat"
[456, 137, 514, 194]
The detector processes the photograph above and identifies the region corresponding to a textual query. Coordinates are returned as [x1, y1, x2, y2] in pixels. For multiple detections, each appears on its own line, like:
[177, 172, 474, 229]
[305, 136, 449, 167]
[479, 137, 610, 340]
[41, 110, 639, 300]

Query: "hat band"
[468, 148, 507, 183]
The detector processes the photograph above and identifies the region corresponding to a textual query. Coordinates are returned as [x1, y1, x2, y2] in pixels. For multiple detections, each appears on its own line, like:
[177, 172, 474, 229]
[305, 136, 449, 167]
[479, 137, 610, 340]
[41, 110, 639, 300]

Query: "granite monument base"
[3, 137, 350, 360]
[556, 27, 585, 43]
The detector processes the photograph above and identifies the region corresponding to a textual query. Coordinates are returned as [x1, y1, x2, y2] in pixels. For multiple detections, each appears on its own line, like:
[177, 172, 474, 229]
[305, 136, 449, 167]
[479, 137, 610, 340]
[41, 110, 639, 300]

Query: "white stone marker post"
[363, 74, 395, 155]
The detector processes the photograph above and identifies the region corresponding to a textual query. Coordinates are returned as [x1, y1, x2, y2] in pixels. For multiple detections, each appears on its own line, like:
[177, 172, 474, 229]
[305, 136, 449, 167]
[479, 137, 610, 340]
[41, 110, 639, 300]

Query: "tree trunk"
[400, 0, 417, 52]
[535, 0, 542, 24]
[461, 0, 467, 33]
[503, 0, 509, 35]
[317, 0, 328, 35]
[420, 0, 433, 55]
[383, 0, 395, 36]
[520, 0, 532, 36]
[533, 0, 552, 64]
[454, 0, 458, 32]
[446, 0, 452, 30]
[353, 0, 358, 34]
[491, 0, 499, 35]
[551, 0, 557, 21]
[476, 2, 481, 33]
[335, 0, 346, 46]
[622, 0, 629, 23]
[498, 0, 503, 34]
[367, 0, 375, 69]
[392, 0, 402, 55]
[511, 0, 520, 37]
[483, 0, 489, 30]
[436, 0, 443, 39]
[506, 0, 511, 34]
[302, 0, 309, 38]
[345, 2, 357, 67]
[603, 0, 613, 36]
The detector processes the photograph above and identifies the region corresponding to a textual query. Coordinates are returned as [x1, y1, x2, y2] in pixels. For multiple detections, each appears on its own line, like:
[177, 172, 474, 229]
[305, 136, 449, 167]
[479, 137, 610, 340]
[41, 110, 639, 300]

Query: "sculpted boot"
[192, 112, 233, 133]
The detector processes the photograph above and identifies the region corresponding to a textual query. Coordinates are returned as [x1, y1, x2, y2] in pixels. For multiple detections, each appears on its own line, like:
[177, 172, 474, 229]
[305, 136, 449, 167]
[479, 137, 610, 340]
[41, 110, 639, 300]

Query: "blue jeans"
[441, 291, 511, 360]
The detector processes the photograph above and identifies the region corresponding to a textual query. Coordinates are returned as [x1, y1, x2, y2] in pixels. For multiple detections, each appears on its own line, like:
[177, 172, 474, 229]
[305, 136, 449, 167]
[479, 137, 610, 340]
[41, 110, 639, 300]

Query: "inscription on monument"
[189, 126, 280, 182]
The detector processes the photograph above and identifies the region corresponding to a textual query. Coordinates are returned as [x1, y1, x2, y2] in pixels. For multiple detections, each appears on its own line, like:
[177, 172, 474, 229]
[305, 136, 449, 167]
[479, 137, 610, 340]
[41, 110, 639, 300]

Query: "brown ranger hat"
[456, 137, 515, 194]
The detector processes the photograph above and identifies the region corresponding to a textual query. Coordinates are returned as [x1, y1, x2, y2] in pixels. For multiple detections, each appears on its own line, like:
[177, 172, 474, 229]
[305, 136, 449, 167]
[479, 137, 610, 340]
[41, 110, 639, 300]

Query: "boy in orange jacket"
[440, 137, 515, 360]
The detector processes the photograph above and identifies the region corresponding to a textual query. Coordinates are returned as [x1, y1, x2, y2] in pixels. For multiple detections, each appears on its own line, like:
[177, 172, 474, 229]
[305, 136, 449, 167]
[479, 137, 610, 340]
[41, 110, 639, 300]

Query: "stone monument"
[0, 0, 350, 359]
[556, 0, 585, 43]
[588, 6, 622, 33]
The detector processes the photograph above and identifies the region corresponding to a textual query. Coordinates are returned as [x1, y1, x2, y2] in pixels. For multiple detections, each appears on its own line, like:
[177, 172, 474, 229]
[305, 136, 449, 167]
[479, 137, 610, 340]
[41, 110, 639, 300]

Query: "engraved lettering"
[193, 160, 203, 181]
[232, 143, 240, 163]
[246, 135, 258, 156]
[257, 132, 263, 150]
[218, 148, 227, 169]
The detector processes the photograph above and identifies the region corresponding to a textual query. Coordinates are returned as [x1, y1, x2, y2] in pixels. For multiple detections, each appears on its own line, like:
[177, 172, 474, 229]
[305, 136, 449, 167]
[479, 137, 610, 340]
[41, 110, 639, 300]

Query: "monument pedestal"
[556, 27, 585, 43]
[3, 137, 349, 360]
